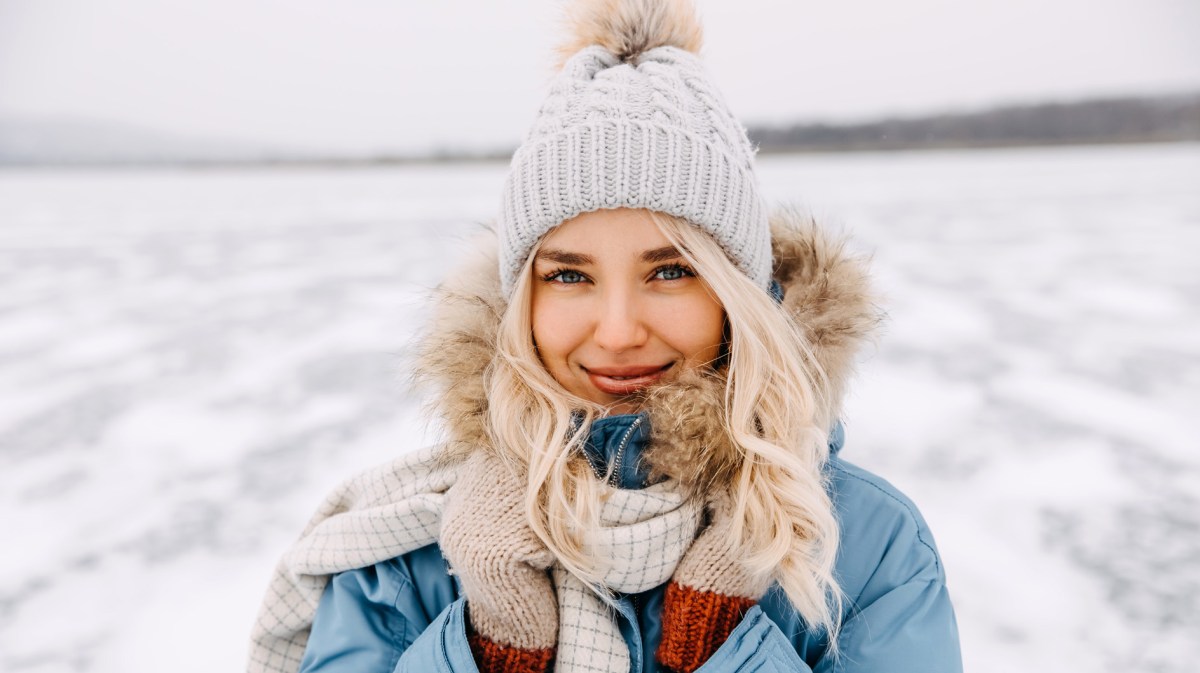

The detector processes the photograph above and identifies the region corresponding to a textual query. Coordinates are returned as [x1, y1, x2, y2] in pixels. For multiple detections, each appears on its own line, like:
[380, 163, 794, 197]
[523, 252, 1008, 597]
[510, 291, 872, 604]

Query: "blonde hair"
[485, 211, 843, 640]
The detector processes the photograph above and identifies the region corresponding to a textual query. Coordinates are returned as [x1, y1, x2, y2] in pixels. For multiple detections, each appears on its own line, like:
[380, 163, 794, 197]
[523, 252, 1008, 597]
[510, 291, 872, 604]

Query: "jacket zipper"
[609, 416, 643, 488]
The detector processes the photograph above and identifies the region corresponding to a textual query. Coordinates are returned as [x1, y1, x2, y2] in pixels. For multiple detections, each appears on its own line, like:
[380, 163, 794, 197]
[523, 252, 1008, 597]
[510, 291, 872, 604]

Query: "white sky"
[1, 0, 1197, 155]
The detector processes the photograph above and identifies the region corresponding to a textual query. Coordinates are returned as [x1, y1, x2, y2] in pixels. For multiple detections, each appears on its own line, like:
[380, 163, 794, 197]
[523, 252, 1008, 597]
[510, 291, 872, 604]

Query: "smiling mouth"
[584, 363, 674, 396]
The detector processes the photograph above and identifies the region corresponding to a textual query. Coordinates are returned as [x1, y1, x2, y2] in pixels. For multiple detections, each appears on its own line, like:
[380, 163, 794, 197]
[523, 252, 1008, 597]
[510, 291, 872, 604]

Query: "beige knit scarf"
[247, 443, 703, 673]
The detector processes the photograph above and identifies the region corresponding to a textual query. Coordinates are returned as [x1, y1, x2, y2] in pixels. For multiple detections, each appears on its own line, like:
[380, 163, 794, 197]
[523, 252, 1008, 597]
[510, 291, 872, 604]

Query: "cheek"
[660, 295, 726, 359]
[530, 295, 578, 369]
[694, 307, 727, 360]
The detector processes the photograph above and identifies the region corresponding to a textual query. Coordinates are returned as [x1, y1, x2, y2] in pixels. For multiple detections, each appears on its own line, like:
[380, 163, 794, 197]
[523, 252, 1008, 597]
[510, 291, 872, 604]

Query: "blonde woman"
[249, 1, 962, 672]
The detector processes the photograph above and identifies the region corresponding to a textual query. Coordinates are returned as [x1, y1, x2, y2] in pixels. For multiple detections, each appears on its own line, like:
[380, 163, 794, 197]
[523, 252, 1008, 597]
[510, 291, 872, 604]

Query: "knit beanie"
[498, 0, 771, 295]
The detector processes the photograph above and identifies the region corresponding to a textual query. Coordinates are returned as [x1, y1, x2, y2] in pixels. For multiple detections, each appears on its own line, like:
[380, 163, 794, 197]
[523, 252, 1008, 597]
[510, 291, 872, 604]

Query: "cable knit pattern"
[499, 44, 771, 294]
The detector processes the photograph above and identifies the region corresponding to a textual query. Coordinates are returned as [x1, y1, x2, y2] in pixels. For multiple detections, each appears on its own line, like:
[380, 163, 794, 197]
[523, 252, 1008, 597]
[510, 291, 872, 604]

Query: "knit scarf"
[247, 443, 703, 673]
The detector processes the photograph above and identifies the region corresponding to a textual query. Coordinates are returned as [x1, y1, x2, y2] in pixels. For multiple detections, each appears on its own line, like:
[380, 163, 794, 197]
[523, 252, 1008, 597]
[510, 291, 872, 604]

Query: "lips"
[584, 363, 674, 396]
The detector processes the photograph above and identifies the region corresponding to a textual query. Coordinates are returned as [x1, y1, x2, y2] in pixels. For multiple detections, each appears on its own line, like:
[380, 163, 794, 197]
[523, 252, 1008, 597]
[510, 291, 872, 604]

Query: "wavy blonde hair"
[485, 211, 842, 640]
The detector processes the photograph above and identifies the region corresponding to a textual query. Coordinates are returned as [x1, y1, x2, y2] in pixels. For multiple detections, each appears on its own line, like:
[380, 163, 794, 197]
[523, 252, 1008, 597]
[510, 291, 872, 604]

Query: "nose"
[592, 287, 648, 353]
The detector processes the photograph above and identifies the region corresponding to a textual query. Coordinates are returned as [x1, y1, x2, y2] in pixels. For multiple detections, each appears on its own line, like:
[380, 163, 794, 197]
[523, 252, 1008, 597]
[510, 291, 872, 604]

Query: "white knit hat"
[497, 1, 771, 295]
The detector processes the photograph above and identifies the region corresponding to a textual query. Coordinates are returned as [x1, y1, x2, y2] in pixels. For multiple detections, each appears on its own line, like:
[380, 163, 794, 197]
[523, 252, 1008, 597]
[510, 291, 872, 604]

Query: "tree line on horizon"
[2, 92, 1196, 167]
[747, 92, 1200, 153]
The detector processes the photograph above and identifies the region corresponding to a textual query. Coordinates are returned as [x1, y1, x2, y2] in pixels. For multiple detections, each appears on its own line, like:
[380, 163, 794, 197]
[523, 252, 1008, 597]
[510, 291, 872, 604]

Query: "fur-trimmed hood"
[413, 209, 880, 486]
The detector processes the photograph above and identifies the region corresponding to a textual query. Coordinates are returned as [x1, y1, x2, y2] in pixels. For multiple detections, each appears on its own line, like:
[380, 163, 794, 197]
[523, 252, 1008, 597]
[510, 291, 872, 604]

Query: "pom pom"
[556, 0, 703, 69]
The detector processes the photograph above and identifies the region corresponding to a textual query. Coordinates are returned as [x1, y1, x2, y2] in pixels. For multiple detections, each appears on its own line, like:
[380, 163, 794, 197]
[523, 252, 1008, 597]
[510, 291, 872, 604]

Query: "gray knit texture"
[499, 45, 771, 294]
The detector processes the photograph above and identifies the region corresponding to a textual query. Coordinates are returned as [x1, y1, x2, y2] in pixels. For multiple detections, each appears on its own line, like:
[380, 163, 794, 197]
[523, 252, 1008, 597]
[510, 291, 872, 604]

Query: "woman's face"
[530, 208, 725, 415]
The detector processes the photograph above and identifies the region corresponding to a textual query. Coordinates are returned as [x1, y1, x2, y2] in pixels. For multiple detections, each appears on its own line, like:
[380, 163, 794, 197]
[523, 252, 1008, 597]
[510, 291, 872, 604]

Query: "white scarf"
[248, 444, 703, 673]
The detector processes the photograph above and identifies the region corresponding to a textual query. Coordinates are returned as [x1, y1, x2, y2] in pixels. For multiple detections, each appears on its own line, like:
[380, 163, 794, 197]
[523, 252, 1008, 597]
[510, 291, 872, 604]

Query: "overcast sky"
[1, 0, 1197, 155]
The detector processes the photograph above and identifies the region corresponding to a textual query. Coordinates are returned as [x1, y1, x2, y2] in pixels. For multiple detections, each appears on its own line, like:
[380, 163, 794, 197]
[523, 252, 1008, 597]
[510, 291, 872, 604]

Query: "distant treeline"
[4, 92, 1197, 168]
[747, 92, 1200, 153]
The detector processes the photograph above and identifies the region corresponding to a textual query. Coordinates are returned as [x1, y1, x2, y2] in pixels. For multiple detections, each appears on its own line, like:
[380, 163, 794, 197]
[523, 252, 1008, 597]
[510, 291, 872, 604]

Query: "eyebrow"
[535, 249, 594, 265]
[641, 246, 683, 263]
[534, 246, 683, 265]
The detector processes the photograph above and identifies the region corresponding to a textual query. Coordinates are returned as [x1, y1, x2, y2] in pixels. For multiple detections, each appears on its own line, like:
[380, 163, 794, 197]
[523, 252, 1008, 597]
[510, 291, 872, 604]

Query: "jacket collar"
[583, 413, 654, 489]
[582, 413, 847, 490]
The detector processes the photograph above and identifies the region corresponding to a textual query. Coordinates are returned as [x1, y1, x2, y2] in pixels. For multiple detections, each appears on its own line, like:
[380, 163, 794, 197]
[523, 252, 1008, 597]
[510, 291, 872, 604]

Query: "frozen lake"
[1, 143, 1198, 672]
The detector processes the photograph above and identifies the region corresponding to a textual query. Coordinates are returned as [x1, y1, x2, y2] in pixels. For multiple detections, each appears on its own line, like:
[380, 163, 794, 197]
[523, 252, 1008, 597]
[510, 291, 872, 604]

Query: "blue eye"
[654, 264, 694, 281]
[545, 269, 587, 284]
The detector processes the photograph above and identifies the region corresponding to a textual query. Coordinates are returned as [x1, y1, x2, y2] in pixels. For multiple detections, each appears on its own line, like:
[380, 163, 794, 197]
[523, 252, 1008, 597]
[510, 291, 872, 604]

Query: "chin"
[604, 400, 641, 416]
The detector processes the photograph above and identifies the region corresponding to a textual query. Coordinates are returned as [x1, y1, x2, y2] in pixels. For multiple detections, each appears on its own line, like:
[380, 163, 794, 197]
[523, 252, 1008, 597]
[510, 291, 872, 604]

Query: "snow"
[1, 144, 1198, 671]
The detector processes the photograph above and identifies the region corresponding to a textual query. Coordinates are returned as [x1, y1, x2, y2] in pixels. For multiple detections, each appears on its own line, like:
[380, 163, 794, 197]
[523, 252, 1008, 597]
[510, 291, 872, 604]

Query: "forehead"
[537, 208, 670, 259]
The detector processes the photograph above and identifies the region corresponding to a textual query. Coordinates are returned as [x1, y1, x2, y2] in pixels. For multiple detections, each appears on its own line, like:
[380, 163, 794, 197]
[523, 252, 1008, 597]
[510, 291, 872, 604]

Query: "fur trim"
[770, 208, 880, 413]
[412, 210, 880, 482]
[556, 0, 704, 69]
[411, 231, 505, 464]
[640, 367, 736, 493]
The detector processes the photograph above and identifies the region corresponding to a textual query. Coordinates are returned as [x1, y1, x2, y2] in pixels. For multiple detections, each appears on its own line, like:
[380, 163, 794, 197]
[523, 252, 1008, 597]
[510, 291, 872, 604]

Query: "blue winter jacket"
[298, 417, 962, 673]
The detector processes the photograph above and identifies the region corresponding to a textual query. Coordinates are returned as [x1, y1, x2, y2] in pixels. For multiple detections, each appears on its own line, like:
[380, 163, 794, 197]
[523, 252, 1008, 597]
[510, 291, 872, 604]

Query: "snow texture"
[1, 144, 1197, 671]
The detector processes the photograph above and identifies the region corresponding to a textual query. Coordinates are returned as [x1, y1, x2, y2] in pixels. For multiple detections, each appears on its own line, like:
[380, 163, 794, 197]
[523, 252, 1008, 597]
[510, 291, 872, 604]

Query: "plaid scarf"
[248, 443, 703, 673]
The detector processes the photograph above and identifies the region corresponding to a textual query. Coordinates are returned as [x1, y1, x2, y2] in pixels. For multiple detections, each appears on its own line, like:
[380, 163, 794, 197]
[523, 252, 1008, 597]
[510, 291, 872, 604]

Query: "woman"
[249, 1, 962, 672]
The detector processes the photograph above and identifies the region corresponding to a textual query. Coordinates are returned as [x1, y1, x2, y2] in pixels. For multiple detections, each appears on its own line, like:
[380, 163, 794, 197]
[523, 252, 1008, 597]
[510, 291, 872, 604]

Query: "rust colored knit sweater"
[467, 630, 555, 673]
[466, 584, 753, 673]
[657, 583, 757, 673]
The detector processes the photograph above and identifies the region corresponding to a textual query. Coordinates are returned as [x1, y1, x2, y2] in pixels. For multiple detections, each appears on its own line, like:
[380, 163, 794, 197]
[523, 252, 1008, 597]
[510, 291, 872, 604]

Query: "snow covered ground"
[1, 143, 1197, 672]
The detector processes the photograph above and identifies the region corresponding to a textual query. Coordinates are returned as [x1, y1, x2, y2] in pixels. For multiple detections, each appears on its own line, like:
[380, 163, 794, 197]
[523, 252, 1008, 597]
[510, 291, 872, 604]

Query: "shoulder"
[757, 456, 961, 668]
[826, 456, 946, 601]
